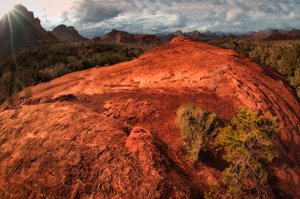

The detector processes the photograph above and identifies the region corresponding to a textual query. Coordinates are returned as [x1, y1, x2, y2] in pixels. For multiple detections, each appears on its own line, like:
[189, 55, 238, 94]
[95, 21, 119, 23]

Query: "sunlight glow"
[6, 10, 18, 67]
[0, 1, 21, 19]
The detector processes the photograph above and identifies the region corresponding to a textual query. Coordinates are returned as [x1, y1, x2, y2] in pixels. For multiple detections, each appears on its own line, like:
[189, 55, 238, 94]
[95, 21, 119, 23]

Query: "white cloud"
[214, 21, 221, 26]
[226, 8, 244, 22]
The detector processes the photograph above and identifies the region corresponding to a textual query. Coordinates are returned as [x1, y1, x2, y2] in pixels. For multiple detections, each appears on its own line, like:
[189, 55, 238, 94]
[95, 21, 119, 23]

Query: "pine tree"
[206, 107, 281, 199]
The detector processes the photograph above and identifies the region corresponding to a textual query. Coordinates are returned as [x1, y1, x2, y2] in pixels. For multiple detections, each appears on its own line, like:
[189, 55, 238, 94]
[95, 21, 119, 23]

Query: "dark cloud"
[65, 0, 129, 24]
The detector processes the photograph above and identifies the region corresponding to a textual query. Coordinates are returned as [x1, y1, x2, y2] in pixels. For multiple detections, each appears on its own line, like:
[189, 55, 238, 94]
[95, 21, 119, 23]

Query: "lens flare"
[7, 10, 17, 67]
[1, 4, 51, 67]
[0, 2, 17, 19]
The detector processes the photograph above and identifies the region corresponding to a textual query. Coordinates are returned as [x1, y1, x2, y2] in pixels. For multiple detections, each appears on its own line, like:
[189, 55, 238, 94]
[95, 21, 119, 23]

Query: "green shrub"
[24, 87, 32, 98]
[175, 103, 221, 162]
[205, 106, 281, 199]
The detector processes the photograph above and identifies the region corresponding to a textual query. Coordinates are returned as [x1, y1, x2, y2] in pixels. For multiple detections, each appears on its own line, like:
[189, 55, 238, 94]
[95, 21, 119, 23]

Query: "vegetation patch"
[205, 106, 281, 199]
[0, 42, 158, 104]
[175, 103, 281, 198]
[175, 103, 221, 162]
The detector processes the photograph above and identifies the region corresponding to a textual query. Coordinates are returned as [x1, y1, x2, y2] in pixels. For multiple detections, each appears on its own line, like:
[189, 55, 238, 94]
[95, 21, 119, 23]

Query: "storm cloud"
[33, 0, 300, 38]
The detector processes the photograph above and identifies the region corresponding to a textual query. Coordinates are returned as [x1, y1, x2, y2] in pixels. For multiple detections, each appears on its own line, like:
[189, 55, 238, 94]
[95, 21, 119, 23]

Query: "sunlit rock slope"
[1, 36, 300, 198]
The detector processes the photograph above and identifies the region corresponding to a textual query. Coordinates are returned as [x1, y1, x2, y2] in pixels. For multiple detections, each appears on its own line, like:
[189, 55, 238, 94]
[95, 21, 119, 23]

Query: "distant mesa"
[52, 24, 89, 43]
[0, 4, 59, 56]
[90, 29, 162, 44]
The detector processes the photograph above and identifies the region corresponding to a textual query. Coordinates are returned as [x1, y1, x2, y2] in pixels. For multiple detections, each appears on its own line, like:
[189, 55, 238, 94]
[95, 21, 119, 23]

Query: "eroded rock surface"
[0, 103, 199, 198]
[1, 36, 300, 198]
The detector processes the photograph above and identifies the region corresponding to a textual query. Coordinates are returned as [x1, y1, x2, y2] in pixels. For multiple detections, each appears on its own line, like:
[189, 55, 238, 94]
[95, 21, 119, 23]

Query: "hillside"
[1, 37, 300, 198]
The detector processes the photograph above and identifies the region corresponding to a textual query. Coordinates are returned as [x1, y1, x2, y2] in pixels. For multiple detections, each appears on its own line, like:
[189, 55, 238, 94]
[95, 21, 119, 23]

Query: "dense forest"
[0, 42, 158, 104]
[203, 38, 300, 98]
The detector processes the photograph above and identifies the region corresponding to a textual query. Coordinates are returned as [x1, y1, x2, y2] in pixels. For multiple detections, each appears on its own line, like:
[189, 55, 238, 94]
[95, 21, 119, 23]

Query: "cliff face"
[1, 36, 300, 198]
[0, 4, 59, 56]
[52, 24, 89, 43]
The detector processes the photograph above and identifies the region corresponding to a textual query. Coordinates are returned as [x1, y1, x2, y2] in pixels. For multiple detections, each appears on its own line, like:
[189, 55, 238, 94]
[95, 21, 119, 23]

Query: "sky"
[1, 0, 300, 39]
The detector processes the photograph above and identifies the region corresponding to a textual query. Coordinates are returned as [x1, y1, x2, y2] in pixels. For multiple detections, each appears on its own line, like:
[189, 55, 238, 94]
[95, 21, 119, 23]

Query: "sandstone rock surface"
[1, 36, 300, 198]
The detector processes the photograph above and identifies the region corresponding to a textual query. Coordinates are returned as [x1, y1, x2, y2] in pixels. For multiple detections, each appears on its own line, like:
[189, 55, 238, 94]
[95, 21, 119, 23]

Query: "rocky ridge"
[1, 36, 300, 198]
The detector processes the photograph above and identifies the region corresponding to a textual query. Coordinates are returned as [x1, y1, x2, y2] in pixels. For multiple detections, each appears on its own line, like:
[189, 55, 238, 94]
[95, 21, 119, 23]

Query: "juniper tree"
[206, 107, 281, 199]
